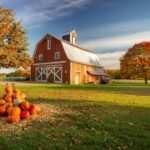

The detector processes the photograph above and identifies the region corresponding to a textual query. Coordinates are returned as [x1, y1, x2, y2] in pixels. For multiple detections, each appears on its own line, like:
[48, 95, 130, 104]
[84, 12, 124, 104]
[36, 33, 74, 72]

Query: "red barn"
[31, 30, 111, 84]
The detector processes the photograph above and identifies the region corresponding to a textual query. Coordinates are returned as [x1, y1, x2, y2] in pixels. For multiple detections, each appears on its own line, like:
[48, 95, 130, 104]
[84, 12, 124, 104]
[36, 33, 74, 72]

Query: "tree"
[0, 7, 31, 70]
[105, 69, 121, 79]
[120, 42, 150, 84]
[7, 69, 30, 78]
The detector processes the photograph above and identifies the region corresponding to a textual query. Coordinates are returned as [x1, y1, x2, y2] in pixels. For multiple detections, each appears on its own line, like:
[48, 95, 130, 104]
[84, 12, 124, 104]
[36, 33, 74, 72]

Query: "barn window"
[47, 38, 51, 50]
[39, 54, 43, 61]
[54, 52, 60, 59]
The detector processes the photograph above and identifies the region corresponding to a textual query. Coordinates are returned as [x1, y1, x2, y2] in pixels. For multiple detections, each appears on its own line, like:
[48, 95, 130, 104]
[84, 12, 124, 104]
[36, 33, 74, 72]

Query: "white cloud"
[81, 31, 150, 50]
[4, 0, 91, 26]
[27, 24, 42, 30]
[98, 51, 125, 69]
[80, 18, 150, 39]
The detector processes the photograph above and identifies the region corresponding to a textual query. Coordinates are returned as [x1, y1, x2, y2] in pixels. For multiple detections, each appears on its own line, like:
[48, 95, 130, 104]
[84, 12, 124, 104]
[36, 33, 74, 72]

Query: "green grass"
[112, 79, 150, 84]
[0, 83, 150, 150]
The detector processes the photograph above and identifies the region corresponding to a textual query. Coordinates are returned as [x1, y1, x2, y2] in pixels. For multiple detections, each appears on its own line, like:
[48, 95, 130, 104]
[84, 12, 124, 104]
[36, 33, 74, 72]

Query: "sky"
[1, 0, 150, 73]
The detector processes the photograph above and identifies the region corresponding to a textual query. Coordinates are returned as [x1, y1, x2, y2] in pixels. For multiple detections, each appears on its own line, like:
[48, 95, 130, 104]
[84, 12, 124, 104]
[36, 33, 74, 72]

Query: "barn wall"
[31, 62, 70, 83]
[34, 36, 68, 63]
[31, 65, 36, 81]
[70, 62, 98, 84]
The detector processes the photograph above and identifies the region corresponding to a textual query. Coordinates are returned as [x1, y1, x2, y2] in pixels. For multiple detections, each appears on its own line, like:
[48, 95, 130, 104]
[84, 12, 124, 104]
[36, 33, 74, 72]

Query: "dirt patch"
[0, 104, 63, 135]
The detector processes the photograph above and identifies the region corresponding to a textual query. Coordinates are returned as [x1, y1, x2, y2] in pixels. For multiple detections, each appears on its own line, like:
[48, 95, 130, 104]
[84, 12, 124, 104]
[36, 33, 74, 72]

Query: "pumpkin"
[20, 110, 30, 119]
[0, 99, 6, 105]
[5, 95, 12, 103]
[7, 102, 13, 107]
[5, 85, 13, 93]
[13, 99, 22, 106]
[13, 89, 20, 95]
[6, 116, 20, 123]
[36, 106, 41, 113]
[3, 94, 6, 99]
[20, 93, 26, 100]
[12, 93, 20, 99]
[29, 104, 40, 115]
[20, 101, 30, 110]
[6, 106, 13, 115]
[6, 92, 13, 97]
[9, 106, 21, 116]
[0, 107, 6, 115]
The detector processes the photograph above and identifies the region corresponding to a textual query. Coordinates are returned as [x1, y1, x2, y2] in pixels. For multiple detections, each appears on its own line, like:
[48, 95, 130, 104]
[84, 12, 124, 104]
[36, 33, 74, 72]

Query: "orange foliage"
[120, 42, 150, 83]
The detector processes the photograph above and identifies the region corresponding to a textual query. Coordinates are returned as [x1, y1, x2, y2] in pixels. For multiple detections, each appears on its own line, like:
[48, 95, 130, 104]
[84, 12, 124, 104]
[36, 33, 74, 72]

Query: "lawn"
[0, 83, 150, 150]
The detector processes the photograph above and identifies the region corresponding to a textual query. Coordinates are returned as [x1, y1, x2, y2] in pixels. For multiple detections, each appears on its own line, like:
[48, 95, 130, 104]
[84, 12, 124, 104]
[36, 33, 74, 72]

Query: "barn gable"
[32, 34, 69, 64]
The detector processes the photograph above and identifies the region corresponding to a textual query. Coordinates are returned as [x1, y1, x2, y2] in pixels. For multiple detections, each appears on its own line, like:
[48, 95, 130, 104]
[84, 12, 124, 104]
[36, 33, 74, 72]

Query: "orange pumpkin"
[29, 104, 40, 115]
[6, 106, 13, 115]
[5, 85, 13, 93]
[13, 89, 20, 95]
[0, 107, 6, 115]
[9, 106, 21, 116]
[20, 93, 26, 100]
[20, 101, 30, 110]
[0, 99, 6, 105]
[36, 106, 41, 113]
[5, 95, 12, 103]
[7, 103, 13, 108]
[6, 92, 13, 96]
[12, 93, 20, 99]
[6, 116, 20, 123]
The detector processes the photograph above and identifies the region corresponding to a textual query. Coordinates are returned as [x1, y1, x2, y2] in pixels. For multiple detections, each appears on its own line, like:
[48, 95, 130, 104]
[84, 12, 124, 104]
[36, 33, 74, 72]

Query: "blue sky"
[1, 0, 150, 72]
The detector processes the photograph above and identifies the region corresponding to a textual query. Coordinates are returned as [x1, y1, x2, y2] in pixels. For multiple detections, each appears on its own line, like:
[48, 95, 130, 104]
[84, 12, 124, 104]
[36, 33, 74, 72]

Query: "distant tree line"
[105, 69, 121, 79]
[105, 69, 150, 80]
[0, 69, 30, 79]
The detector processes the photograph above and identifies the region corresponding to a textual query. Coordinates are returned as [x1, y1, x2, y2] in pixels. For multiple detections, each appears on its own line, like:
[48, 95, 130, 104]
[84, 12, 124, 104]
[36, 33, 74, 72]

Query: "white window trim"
[54, 52, 60, 59]
[47, 38, 51, 50]
[39, 54, 43, 61]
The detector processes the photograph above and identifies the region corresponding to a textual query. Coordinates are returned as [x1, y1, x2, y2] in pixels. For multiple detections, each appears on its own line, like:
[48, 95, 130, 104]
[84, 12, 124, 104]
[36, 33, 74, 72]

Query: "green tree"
[0, 7, 31, 69]
[120, 42, 150, 84]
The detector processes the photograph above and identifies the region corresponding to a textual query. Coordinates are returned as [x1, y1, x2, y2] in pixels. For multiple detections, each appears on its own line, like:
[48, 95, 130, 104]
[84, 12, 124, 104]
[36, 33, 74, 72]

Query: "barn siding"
[34, 36, 68, 63]
[31, 62, 70, 83]
[31, 65, 35, 81]
[70, 62, 98, 84]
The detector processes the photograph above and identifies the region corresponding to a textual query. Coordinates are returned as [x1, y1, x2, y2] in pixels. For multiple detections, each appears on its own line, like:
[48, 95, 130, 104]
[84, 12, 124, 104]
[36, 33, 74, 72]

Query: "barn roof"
[61, 41, 102, 67]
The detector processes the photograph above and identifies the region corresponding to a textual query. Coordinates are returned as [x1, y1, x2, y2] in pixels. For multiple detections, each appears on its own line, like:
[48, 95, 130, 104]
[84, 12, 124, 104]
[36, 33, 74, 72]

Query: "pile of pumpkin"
[0, 83, 41, 123]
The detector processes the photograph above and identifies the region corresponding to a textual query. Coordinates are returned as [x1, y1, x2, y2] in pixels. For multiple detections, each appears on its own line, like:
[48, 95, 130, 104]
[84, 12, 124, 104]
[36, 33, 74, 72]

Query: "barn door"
[35, 67, 47, 82]
[75, 73, 80, 84]
[54, 67, 62, 83]
[36, 66, 63, 83]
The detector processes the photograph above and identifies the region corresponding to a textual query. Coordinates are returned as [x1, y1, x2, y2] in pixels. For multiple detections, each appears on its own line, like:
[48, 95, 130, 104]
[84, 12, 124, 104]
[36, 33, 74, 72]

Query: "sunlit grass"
[0, 83, 149, 149]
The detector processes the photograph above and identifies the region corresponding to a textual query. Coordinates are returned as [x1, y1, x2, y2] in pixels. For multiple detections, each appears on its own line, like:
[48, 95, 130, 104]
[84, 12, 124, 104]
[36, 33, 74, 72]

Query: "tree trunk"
[144, 77, 148, 84]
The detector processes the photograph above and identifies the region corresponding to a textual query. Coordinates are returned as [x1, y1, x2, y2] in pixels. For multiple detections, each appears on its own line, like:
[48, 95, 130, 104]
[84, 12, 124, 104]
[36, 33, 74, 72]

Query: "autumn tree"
[120, 42, 150, 84]
[0, 7, 31, 70]
[105, 69, 121, 79]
